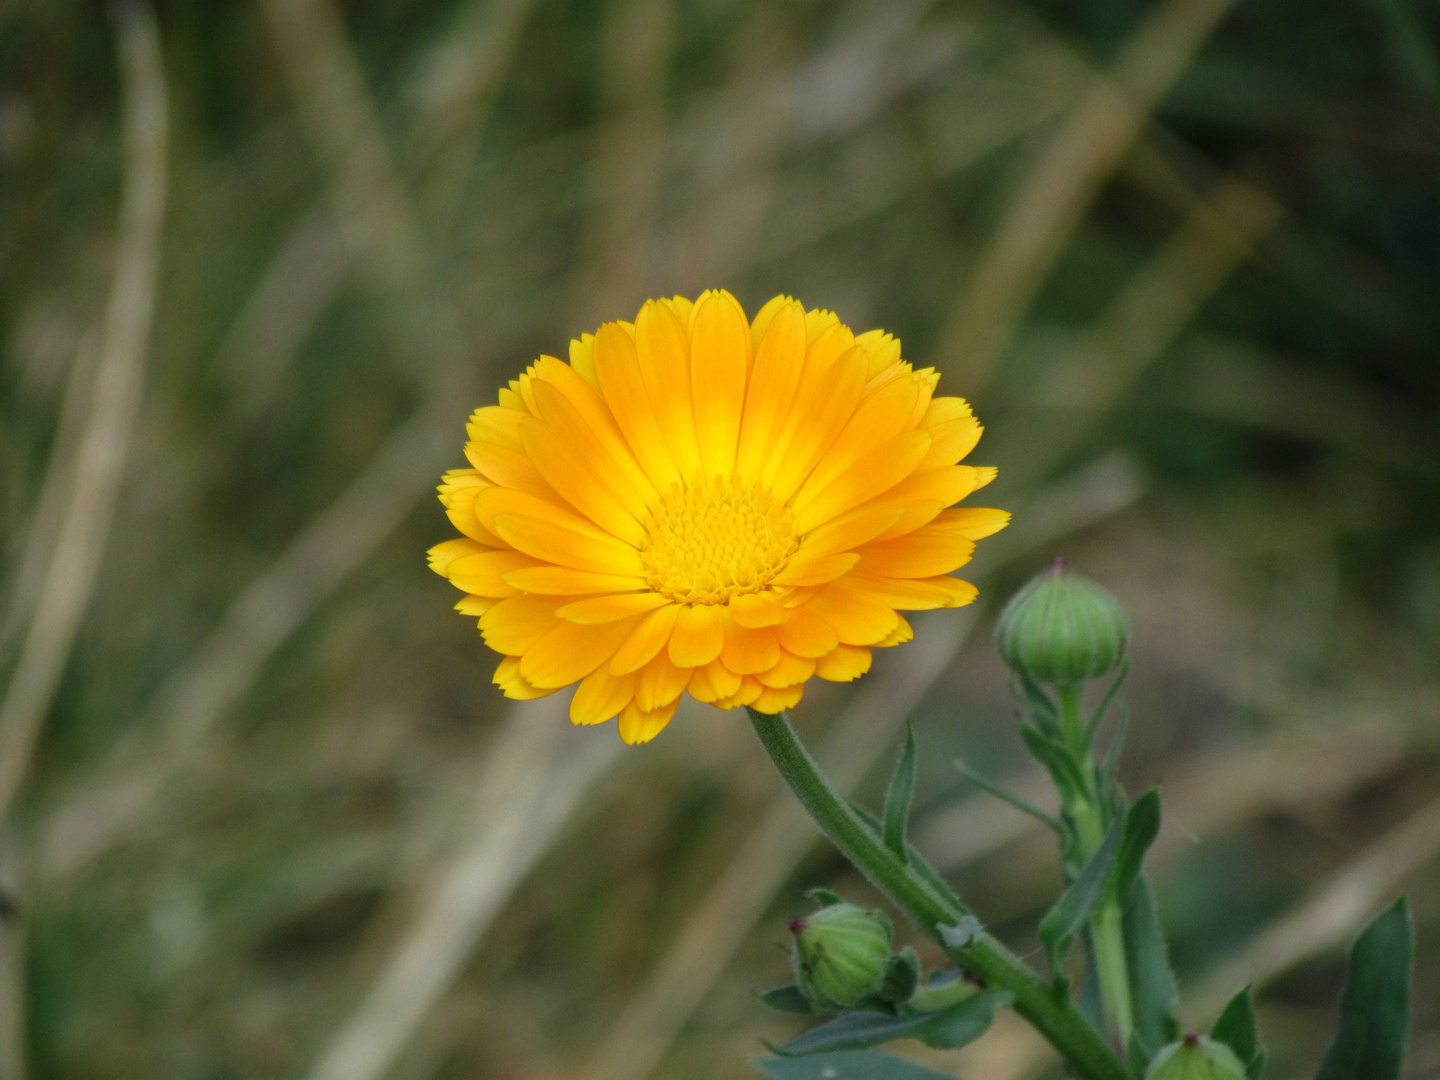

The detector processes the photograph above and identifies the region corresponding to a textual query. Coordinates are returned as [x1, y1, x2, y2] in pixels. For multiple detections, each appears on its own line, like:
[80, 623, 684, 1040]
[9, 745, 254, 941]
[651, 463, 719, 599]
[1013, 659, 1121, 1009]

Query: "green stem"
[1056, 686, 1134, 1051]
[748, 708, 1129, 1080]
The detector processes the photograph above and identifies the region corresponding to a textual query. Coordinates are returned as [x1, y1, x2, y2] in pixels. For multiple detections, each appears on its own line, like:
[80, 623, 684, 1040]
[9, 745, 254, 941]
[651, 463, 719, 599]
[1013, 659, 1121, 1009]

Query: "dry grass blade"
[0, 0, 168, 821]
[37, 0, 532, 883]
[305, 699, 624, 1080]
[935, 0, 1242, 393]
[580, 455, 1145, 1080]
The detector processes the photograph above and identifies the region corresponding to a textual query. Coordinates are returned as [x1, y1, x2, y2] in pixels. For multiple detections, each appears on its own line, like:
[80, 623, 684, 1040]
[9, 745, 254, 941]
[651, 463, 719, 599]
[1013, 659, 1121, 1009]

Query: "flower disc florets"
[429, 290, 1008, 743]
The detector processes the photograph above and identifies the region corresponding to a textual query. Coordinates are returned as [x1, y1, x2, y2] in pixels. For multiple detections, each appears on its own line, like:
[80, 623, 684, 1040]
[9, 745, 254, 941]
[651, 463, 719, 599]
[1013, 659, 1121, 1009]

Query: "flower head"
[788, 897, 893, 1010]
[993, 557, 1128, 686]
[429, 291, 1007, 743]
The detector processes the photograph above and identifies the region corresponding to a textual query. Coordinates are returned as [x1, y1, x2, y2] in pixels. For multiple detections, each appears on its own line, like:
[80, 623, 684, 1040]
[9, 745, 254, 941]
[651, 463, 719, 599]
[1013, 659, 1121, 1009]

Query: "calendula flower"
[429, 291, 1007, 744]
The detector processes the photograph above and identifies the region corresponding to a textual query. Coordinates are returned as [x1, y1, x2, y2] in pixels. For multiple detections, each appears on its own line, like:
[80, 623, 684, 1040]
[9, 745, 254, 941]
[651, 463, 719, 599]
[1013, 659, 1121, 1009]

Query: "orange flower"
[429, 292, 1007, 743]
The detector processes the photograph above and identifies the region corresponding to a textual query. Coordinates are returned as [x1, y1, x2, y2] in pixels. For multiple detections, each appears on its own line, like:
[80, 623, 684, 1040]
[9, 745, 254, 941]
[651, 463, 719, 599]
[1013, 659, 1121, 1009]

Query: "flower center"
[640, 477, 799, 605]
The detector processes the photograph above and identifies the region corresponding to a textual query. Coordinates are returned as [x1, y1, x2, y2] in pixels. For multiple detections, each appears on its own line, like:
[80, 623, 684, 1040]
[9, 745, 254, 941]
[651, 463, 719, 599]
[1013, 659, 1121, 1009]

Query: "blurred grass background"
[1, 0, 1439, 1077]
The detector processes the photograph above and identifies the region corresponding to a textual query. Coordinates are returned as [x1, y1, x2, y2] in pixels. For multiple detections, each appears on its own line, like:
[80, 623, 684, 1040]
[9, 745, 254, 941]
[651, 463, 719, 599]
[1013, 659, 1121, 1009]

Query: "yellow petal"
[464, 439, 551, 495]
[494, 655, 558, 700]
[636, 651, 692, 711]
[856, 528, 976, 579]
[728, 591, 787, 628]
[771, 552, 860, 587]
[877, 614, 914, 648]
[792, 429, 933, 534]
[558, 592, 670, 624]
[735, 301, 807, 481]
[611, 602, 683, 674]
[502, 566, 648, 595]
[428, 537, 488, 576]
[480, 594, 565, 654]
[920, 414, 983, 470]
[445, 549, 537, 597]
[570, 666, 636, 725]
[842, 572, 979, 610]
[713, 675, 764, 709]
[467, 405, 524, 450]
[805, 584, 898, 645]
[618, 698, 679, 744]
[470, 485, 599, 542]
[773, 606, 839, 658]
[521, 617, 639, 688]
[689, 290, 749, 479]
[568, 332, 599, 388]
[668, 604, 725, 667]
[493, 513, 644, 575]
[749, 683, 804, 714]
[531, 356, 658, 512]
[764, 347, 868, 503]
[593, 321, 683, 491]
[635, 299, 702, 479]
[756, 650, 816, 689]
[455, 595, 496, 617]
[790, 374, 920, 513]
[934, 506, 1011, 541]
[519, 415, 648, 547]
[720, 613, 780, 674]
[814, 644, 872, 682]
[793, 505, 906, 561]
[688, 659, 741, 703]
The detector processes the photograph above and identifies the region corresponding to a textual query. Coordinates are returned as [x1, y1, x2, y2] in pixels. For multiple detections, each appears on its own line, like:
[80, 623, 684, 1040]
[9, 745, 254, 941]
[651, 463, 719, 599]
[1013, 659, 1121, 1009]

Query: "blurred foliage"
[1, 0, 1439, 1078]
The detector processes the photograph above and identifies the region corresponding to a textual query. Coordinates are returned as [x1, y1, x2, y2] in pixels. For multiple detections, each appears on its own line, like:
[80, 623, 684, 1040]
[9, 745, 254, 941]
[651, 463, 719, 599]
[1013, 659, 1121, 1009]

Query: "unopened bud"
[788, 899, 892, 1010]
[1145, 1035, 1247, 1080]
[994, 558, 1128, 685]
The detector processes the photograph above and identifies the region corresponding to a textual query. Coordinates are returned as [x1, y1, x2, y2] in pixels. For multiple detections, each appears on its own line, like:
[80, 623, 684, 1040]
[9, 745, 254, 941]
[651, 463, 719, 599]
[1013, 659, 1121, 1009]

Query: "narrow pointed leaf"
[1123, 876, 1179, 1067]
[759, 984, 817, 1014]
[1114, 788, 1161, 896]
[882, 726, 917, 859]
[1212, 987, 1267, 1079]
[751, 1050, 957, 1079]
[1084, 660, 1129, 742]
[1019, 722, 1088, 797]
[771, 991, 1012, 1056]
[848, 799, 967, 918]
[1315, 899, 1413, 1080]
[953, 757, 1062, 831]
[1039, 811, 1123, 976]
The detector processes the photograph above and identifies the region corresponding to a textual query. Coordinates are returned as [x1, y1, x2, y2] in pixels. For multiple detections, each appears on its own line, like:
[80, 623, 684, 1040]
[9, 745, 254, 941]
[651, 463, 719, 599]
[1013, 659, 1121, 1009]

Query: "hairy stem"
[748, 708, 1129, 1080]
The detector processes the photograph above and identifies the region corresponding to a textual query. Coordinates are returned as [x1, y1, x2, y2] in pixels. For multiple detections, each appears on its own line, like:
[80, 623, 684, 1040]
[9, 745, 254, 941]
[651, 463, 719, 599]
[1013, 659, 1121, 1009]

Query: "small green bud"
[994, 557, 1129, 685]
[1145, 1035, 1247, 1080]
[788, 899, 893, 1010]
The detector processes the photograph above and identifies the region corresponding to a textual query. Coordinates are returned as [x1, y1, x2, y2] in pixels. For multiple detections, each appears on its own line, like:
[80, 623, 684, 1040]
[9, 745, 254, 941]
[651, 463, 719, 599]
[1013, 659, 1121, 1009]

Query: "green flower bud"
[994, 557, 1129, 685]
[1145, 1035, 1247, 1080]
[788, 899, 893, 1010]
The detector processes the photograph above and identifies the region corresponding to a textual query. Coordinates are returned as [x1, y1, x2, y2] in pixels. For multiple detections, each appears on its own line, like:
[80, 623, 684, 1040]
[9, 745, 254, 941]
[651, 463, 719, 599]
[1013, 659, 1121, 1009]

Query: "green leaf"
[1212, 987, 1267, 1079]
[751, 1050, 957, 1079]
[771, 990, 1012, 1056]
[758, 984, 816, 1014]
[1084, 659, 1129, 744]
[880, 947, 920, 1004]
[882, 726, 917, 859]
[847, 799, 967, 919]
[1123, 877, 1179, 1068]
[953, 756, 1062, 831]
[806, 887, 844, 907]
[1315, 899, 1413, 1080]
[1039, 811, 1123, 977]
[1013, 672, 1060, 735]
[1114, 789, 1161, 896]
[1019, 722, 1088, 799]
